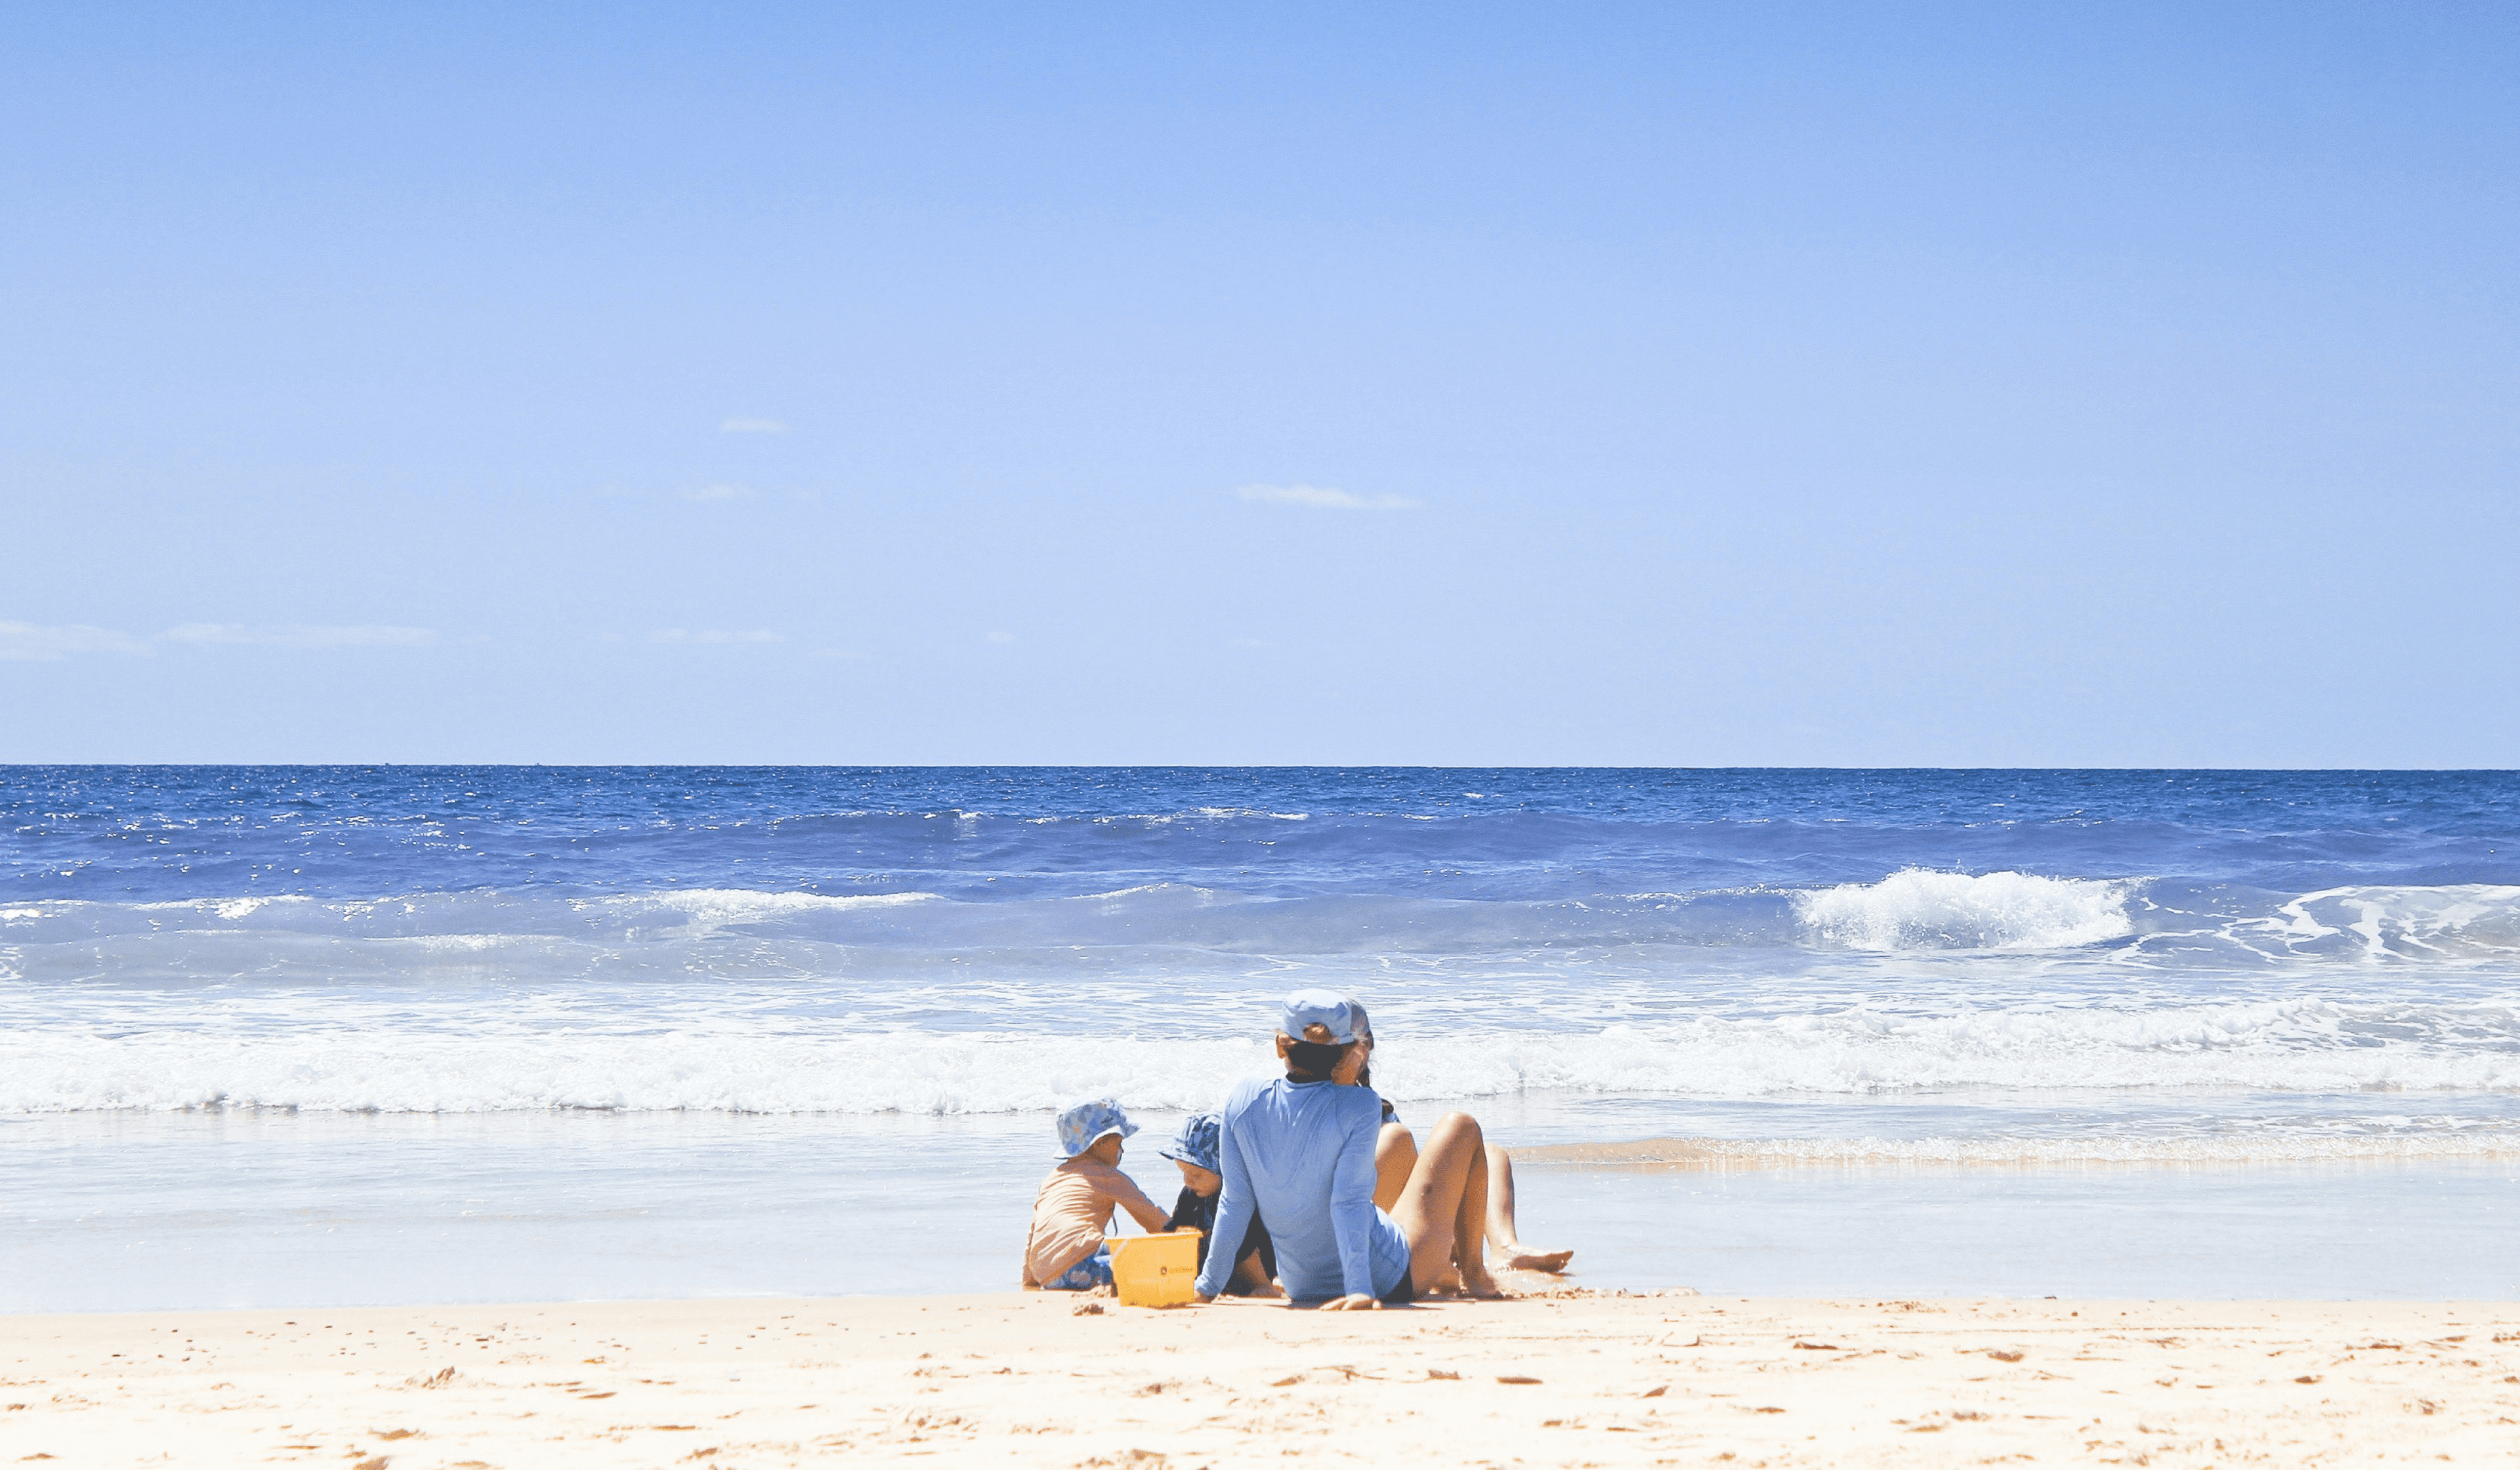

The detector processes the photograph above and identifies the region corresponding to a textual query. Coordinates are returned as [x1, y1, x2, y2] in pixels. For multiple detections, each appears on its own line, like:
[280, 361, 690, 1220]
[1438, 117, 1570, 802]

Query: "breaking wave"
[1795, 869, 2137, 950]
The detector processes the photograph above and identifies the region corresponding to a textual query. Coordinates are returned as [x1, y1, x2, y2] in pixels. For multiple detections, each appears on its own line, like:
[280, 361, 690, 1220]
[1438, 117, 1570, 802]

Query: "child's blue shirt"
[1194, 1075, 1410, 1302]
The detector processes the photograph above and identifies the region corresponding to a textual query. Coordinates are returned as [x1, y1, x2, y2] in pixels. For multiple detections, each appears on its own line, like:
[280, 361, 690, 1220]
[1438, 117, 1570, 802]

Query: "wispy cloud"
[165, 623, 439, 648]
[1236, 484, 1421, 511]
[684, 483, 755, 501]
[648, 629, 783, 646]
[0, 621, 152, 660]
[7, 621, 450, 658]
[721, 417, 788, 434]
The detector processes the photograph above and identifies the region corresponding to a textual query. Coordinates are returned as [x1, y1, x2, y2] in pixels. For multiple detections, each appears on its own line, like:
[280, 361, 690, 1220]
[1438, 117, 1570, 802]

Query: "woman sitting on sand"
[1348, 999, 1573, 1277]
[1194, 990, 1509, 1308]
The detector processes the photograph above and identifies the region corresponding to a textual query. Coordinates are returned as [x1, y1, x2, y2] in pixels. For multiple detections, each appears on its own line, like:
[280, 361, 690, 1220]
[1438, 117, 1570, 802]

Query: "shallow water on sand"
[8, 1107, 2513, 1312]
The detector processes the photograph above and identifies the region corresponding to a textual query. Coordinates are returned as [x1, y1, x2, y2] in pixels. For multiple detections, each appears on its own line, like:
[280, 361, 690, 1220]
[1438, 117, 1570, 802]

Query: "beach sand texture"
[3, 1290, 2515, 1467]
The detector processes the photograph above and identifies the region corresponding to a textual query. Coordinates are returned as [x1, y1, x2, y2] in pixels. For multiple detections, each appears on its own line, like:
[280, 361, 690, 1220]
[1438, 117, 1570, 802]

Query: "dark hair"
[1284, 1038, 1350, 1079]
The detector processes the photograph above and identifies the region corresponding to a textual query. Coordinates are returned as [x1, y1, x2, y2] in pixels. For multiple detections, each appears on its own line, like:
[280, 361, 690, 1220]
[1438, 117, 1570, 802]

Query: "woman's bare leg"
[1374, 1121, 1417, 1212]
[1388, 1112, 1501, 1297]
[1482, 1143, 1572, 1272]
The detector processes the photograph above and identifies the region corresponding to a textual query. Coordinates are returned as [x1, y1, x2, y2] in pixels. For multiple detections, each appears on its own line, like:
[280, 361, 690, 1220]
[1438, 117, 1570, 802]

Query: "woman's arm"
[1194, 1116, 1260, 1302]
[1326, 1100, 1381, 1301]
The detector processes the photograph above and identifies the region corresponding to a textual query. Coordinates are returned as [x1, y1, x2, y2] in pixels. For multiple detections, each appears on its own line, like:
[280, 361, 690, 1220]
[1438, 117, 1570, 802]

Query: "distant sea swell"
[11, 868, 2520, 961]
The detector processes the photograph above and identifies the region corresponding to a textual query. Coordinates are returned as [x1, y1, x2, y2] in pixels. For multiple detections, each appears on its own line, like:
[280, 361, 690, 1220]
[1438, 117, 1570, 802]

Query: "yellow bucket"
[1108, 1229, 1202, 1308]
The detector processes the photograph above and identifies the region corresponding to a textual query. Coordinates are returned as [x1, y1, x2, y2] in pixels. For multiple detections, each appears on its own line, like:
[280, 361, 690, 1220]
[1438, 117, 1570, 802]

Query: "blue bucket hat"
[1055, 1097, 1139, 1159]
[1160, 1112, 1223, 1173]
[1278, 988, 1362, 1045]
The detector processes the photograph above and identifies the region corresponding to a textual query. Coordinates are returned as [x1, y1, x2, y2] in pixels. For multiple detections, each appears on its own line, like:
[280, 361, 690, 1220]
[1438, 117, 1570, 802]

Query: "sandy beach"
[4, 1288, 2513, 1467]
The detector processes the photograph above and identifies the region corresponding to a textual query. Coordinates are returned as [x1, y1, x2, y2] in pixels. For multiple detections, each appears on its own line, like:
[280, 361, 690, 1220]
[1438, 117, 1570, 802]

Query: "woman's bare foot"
[1493, 1243, 1574, 1273]
[1424, 1261, 1505, 1299]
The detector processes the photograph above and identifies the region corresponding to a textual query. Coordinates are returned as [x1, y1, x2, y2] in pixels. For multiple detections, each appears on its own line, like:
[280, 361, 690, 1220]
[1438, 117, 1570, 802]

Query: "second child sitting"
[1021, 1098, 1173, 1291]
[1160, 1113, 1280, 1298]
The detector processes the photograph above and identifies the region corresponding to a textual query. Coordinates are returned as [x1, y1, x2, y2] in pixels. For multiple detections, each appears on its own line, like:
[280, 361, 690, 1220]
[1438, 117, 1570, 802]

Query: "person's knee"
[1434, 1110, 1483, 1145]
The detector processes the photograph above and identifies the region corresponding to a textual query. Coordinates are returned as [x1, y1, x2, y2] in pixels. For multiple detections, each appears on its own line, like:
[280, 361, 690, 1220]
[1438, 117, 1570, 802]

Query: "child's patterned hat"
[1055, 1097, 1138, 1158]
[1160, 1112, 1222, 1173]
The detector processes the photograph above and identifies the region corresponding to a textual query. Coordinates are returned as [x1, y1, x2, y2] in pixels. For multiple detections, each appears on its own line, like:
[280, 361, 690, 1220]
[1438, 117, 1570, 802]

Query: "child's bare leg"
[1374, 1121, 1417, 1212]
[1389, 1111, 1500, 1297]
[1482, 1143, 1573, 1272]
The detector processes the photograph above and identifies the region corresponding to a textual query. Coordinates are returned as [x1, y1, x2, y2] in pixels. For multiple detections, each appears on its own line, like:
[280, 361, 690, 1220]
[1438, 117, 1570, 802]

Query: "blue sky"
[4, 2, 2513, 766]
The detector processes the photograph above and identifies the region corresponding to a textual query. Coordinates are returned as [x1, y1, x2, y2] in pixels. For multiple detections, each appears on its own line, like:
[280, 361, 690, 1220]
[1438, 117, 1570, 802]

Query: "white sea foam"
[7, 997, 2515, 1116]
[129, 894, 314, 922]
[587, 888, 940, 918]
[2250, 885, 2520, 961]
[1796, 870, 2136, 950]
[0, 1028, 1281, 1115]
[396, 933, 517, 953]
[580, 888, 940, 939]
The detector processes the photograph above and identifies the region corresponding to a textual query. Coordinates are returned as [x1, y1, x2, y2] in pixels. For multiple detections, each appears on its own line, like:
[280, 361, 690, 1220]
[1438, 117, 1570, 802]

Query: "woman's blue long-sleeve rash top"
[1194, 1076, 1410, 1302]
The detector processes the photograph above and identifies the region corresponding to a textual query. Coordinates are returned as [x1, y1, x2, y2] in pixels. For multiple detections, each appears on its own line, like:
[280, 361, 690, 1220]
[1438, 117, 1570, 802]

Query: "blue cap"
[1055, 1097, 1138, 1158]
[1160, 1112, 1223, 1173]
[1278, 988, 1362, 1045]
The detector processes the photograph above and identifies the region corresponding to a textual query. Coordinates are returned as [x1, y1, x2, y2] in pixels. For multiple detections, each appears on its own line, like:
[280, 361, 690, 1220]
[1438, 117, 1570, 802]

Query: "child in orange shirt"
[1022, 1098, 1173, 1290]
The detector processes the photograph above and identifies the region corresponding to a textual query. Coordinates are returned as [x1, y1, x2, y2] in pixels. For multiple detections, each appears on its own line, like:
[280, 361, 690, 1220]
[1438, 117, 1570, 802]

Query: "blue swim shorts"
[1043, 1249, 1113, 1291]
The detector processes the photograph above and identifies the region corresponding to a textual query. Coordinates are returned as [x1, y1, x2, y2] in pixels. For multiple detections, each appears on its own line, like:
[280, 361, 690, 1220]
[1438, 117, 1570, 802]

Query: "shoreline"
[5, 1290, 2514, 1466]
[11, 1128, 2517, 1311]
[1511, 1135, 2520, 1168]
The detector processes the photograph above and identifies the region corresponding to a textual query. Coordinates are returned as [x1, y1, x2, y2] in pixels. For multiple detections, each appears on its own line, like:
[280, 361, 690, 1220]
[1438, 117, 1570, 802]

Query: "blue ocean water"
[6, 766, 2519, 1307]
[5, 766, 2519, 1137]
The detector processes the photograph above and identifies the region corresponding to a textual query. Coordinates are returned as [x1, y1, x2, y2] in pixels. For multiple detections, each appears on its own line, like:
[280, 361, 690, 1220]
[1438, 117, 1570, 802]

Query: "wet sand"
[3, 1288, 2515, 1466]
[1509, 1135, 2520, 1167]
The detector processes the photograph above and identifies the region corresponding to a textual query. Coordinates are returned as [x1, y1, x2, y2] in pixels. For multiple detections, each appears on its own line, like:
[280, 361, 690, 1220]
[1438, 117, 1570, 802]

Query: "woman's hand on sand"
[1319, 1293, 1381, 1312]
